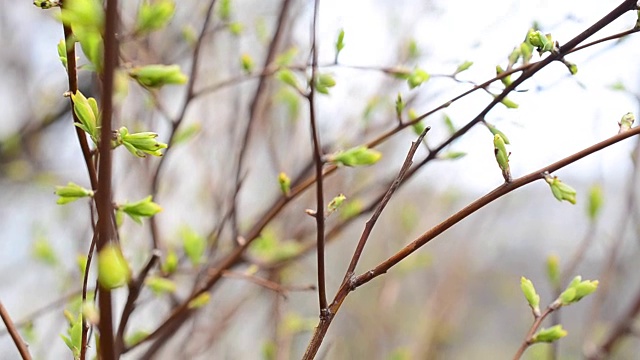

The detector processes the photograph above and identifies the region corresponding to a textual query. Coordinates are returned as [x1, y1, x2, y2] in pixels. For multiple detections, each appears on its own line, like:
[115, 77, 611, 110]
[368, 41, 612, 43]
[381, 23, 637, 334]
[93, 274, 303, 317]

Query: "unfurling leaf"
[407, 68, 430, 89]
[136, 0, 175, 34]
[278, 172, 291, 196]
[181, 225, 206, 266]
[129, 64, 188, 88]
[116, 127, 168, 157]
[335, 29, 345, 59]
[55, 182, 94, 204]
[618, 112, 635, 134]
[188, 292, 211, 309]
[544, 174, 577, 205]
[531, 325, 567, 343]
[454, 60, 473, 75]
[328, 146, 382, 167]
[520, 277, 541, 316]
[493, 134, 511, 182]
[118, 196, 163, 224]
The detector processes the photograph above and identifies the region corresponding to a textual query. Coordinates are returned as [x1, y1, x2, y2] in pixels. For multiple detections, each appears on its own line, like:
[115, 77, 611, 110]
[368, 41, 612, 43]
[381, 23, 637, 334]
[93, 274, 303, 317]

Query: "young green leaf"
[454, 60, 473, 75]
[499, 96, 519, 109]
[240, 53, 254, 74]
[546, 255, 560, 288]
[125, 330, 150, 347]
[188, 292, 211, 309]
[443, 114, 456, 135]
[586, 185, 604, 220]
[314, 73, 336, 95]
[328, 146, 382, 167]
[531, 325, 567, 343]
[440, 151, 466, 160]
[493, 134, 511, 182]
[129, 64, 188, 88]
[327, 194, 346, 216]
[32, 237, 58, 266]
[275, 47, 298, 67]
[145, 276, 177, 296]
[71, 91, 99, 143]
[98, 244, 131, 289]
[557, 276, 598, 305]
[486, 123, 510, 144]
[55, 182, 94, 204]
[520, 277, 541, 316]
[407, 68, 430, 89]
[172, 122, 201, 145]
[218, 0, 232, 21]
[618, 112, 635, 134]
[161, 248, 178, 275]
[495, 65, 512, 86]
[335, 29, 345, 59]
[136, 0, 175, 35]
[278, 172, 291, 196]
[116, 127, 168, 158]
[181, 225, 206, 266]
[544, 174, 577, 205]
[57, 39, 68, 69]
[276, 69, 300, 91]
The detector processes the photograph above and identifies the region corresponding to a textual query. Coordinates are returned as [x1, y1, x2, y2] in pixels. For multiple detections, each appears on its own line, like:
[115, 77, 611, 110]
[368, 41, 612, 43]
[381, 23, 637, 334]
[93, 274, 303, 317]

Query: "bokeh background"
[1, 0, 640, 358]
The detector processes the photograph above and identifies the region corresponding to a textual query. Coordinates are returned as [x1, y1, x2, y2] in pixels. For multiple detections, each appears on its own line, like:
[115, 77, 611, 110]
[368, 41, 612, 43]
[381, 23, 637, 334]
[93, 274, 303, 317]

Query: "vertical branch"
[0, 301, 32, 360]
[230, 0, 292, 239]
[62, 25, 99, 191]
[95, 0, 119, 358]
[307, 0, 327, 313]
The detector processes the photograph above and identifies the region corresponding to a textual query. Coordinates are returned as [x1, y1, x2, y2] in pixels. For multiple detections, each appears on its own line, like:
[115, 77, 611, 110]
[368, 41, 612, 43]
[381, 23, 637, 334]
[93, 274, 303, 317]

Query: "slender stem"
[0, 301, 32, 360]
[307, 0, 328, 314]
[513, 307, 555, 360]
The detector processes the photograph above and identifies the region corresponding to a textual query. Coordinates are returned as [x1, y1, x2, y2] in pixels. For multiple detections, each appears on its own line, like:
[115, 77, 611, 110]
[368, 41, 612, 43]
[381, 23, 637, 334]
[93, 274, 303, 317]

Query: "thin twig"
[307, 0, 328, 314]
[0, 301, 32, 360]
[513, 307, 555, 360]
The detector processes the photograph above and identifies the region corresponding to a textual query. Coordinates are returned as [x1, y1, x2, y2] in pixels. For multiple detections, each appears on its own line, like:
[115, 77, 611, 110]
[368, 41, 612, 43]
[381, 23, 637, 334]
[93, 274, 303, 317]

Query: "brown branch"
[307, 0, 328, 314]
[0, 301, 32, 360]
[95, 0, 119, 358]
[302, 124, 640, 358]
[513, 307, 555, 360]
[79, 232, 97, 360]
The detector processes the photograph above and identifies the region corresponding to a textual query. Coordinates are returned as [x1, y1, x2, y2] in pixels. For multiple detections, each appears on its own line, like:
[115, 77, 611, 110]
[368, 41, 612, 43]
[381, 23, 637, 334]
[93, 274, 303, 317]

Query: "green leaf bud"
[618, 112, 635, 134]
[508, 47, 521, 66]
[57, 39, 68, 69]
[71, 91, 99, 143]
[587, 185, 604, 220]
[407, 68, 430, 89]
[240, 53, 254, 74]
[32, 237, 58, 266]
[558, 276, 598, 305]
[546, 254, 560, 288]
[327, 194, 346, 215]
[454, 61, 473, 75]
[486, 123, 510, 144]
[188, 292, 211, 309]
[315, 73, 336, 95]
[440, 151, 466, 160]
[520, 277, 541, 316]
[136, 0, 175, 34]
[55, 182, 94, 204]
[493, 134, 511, 182]
[496, 65, 512, 86]
[544, 174, 577, 205]
[328, 146, 382, 167]
[145, 276, 177, 296]
[129, 64, 188, 88]
[395, 93, 405, 118]
[276, 69, 300, 90]
[528, 30, 554, 55]
[181, 225, 206, 266]
[532, 325, 568, 343]
[116, 127, 168, 157]
[118, 196, 163, 224]
[499, 96, 519, 109]
[161, 249, 178, 275]
[443, 114, 456, 135]
[98, 244, 131, 289]
[335, 29, 345, 58]
[278, 172, 291, 196]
